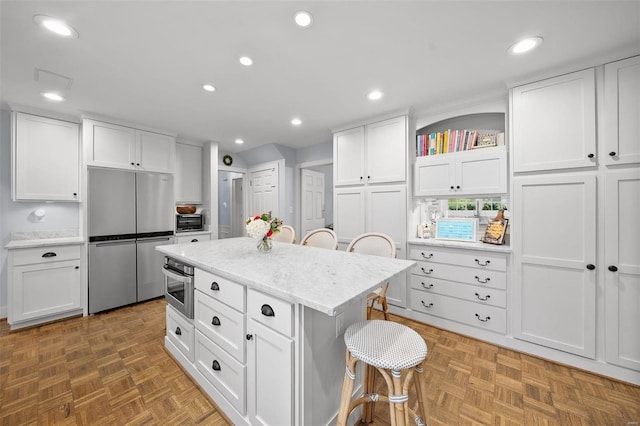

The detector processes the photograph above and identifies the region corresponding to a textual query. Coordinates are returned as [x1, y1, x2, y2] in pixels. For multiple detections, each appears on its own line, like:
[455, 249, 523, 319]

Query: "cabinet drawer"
[195, 331, 246, 415]
[410, 275, 506, 308]
[166, 305, 195, 362]
[12, 245, 81, 266]
[195, 269, 245, 312]
[409, 246, 507, 271]
[412, 261, 506, 290]
[247, 289, 293, 337]
[195, 291, 246, 363]
[409, 289, 506, 333]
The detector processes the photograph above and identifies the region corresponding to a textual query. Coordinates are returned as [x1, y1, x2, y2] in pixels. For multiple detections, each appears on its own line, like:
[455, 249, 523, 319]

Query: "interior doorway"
[299, 161, 333, 237]
[218, 170, 245, 239]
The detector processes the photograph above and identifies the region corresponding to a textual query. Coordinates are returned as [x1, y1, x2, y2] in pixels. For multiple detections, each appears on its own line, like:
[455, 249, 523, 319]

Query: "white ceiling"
[2, 1, 639, 153]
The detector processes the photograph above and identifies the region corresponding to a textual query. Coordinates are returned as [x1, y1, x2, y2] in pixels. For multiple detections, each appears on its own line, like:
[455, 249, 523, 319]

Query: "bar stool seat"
[337, 320, 429, 426]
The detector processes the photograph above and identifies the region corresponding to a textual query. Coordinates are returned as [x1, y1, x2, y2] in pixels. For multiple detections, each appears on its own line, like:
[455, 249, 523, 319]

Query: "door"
[137, 237, 173, 301]
[456, 147, 508, 196]
[513, 174, 596, 358]
[414, 156, 455, 197]
[605, 169, 640, 370]
[86, 120, 136, 169]
[301, 169, 325, 236]
[249, 163, 279, 216]
[88, 241, 137, 314]
[334, 188, 365, 242]
[136, 130, 175, 173]
[334, 126, 365, 186]
[366, 115, 407, 184]
[136, 172, 174, 234]
[88, 168, 136, 237]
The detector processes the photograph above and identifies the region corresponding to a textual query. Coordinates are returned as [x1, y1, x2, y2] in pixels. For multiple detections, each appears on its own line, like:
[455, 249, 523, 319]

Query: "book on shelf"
[416, 129, 503, 157]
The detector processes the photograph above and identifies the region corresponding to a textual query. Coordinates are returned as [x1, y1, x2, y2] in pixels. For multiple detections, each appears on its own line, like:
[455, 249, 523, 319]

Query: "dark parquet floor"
[0, 298, 638, 425]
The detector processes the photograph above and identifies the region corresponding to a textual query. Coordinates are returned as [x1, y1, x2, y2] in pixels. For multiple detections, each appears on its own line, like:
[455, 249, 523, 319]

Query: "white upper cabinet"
[12, 112, 80, 201]
[604, 55, 640, 166]
[334, 115, 407, 186]
[175, 142, 203, 204]
[511, 68, 597, 172]
[84, 119, 175, 173]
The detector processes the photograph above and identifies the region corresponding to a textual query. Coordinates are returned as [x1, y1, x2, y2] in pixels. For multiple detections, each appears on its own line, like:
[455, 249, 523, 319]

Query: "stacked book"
[416, 129, 504, 157]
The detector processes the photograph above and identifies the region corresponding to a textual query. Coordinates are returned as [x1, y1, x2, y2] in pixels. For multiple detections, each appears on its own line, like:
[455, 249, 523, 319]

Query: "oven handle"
[162, 267, 193, 284]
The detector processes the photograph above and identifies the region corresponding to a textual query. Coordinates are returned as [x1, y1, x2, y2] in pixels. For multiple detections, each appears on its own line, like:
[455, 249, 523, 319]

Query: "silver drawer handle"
[475, 276, 490, 284]
[421, 301, 433, 309]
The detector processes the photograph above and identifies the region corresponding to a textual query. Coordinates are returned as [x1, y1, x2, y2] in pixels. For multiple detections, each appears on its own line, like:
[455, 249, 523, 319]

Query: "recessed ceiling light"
[34, 15, 78, 38]
[293, 11, 313, 28]
[239, 56, 253, 66]
[202, 84, 215, 92]
[368, 90, 384, 101]
[291, 118, 302, 126]
[508, 36, 543, 55]
[41, 92, 65, 102]
[235, 138, 244, 145]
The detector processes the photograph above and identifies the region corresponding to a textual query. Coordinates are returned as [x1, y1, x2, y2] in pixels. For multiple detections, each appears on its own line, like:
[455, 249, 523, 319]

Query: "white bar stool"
[337, 320, 429, 426]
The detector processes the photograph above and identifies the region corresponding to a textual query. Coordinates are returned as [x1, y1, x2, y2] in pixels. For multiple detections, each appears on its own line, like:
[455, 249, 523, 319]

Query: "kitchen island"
[157, 237, 415, 426]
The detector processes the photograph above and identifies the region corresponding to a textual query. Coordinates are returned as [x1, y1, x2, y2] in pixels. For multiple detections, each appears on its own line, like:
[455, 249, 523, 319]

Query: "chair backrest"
[346, 232, 396, 258]
[271, 225, 296, 244]
[300, 228, 338, 250]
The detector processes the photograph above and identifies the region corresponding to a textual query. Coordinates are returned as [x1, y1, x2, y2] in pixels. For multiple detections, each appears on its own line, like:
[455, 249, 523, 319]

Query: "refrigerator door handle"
[137, 237, 172, 243]
[93, 239, 136, 247]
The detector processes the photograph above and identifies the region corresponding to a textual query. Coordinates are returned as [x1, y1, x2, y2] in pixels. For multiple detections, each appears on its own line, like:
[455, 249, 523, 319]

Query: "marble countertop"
[5, 230, 84, 249]
[408, 238, 511, 253]
[157, 237, 415, 316]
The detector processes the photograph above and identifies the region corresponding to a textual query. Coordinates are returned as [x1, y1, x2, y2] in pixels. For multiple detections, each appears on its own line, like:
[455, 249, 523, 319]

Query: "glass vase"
[257, 235, 273, 252]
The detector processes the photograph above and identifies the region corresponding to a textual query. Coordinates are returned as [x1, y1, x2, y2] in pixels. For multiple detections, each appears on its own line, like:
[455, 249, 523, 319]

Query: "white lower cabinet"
[407, 244, 508, 334]
[175, 233, 211, 244]
[8, 244, 82, 329]
[166, 304, 195, 362]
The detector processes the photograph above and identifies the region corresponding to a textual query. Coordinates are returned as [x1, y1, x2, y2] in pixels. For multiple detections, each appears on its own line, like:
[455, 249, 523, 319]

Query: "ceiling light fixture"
[41, 92, 65, 102]
[293, 11, 313, 28]
[235, 138, 244, 145]
[33, 15, 79, 38]
[368, 90, 383, 101]
[291, 118, 302, 126]
[202, 84, 215, 92]
[508, 36, 543, 55]
[239, 56, 253, 66]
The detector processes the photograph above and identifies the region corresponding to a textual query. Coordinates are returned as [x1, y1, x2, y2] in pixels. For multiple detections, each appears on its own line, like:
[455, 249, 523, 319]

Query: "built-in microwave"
[176, 214, 204, 232]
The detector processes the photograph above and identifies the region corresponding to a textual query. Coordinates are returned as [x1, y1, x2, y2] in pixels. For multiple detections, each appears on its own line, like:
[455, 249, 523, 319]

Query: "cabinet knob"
[175, 326, 182, 336]
[475, 276, 490, 284]
[211, 316, 221, 326]
[586, 264, 596, 270]
[421, 301, 434, 309]
[608, 265, 618, 272]
[475, 259, 490, 266]
[450, 186, 454, 190]
[246, 334, 253, 340]
[261, 304, 275, 317]
[475, 314, 491, 322]
[131, 162, 135, 165]
[191, 239, 198, 243]
[609, 151, 616, 157]
[75, 266, 79, 269]
[210, 282, 219, 291]
[211, 360, 221, 371]
[587, 153, 594, 159]
[136, 163, 140, 166]
[456, 185, 460, 189]
[367, 175, 370, 180]
[73, 192, 78, 197]
[360, 176, 363, 180]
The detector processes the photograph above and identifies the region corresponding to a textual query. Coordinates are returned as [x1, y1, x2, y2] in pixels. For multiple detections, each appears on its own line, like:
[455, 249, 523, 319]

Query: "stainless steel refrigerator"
[88, 168, 173, 314]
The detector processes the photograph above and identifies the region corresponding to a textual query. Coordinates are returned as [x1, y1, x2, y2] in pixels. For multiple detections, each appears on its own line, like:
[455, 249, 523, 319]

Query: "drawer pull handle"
[475, 276, 490, 284]
[421, 282, 434, 289]
[475, 293, 490, 301]
[475, 259, 490, 266]
[42, 252, 57, 258]
[246, 334, 253, 340]
[175, 326, 182, 336]
[475, 314, 491, 322]
[421, 267, 433, 275]
[421, 252, 433, 259]
[212, 316, 221, 326]
[210, 282, 220, 291]
[261, 304, 275, 317]
[421, 301, 434, 309]
[191, 239, 199, 243]
[212, 360, 221, 371]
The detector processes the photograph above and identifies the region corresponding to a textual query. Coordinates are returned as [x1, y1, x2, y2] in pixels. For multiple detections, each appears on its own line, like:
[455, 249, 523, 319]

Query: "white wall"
[0, 109, 80, 317]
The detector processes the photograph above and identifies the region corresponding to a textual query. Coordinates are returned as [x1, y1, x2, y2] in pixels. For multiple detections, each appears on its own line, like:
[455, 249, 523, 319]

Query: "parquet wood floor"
[0, 298, 638, 425]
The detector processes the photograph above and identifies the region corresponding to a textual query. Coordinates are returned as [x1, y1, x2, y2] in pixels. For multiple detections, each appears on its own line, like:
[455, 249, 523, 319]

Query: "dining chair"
[299, 228, 338, 250]
[271, 225, 296, 244]
[346, 232, 397, 320]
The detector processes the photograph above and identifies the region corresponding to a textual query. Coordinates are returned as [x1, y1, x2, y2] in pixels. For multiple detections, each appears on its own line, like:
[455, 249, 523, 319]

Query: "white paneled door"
[301, 169, 325, 236]
[249, 163, 279, 217]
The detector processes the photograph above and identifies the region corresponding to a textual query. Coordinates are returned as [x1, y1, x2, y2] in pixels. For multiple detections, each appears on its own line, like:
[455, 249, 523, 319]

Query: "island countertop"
[157, 237, 415, 316]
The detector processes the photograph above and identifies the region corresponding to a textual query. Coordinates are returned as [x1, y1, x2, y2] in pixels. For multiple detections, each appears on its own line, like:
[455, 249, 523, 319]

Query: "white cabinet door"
[513, 174, 596, 358]
[334, 126, 365, 186]
[456, 147, 507, 195]
[13, 113, 80, 201]
[247, 319, 294, 426]
[604, 55, 640, 166]
[12, 260, 81, 322]
[366, 185, 407, 244]
[414, 155, 455, 197]
[86, 120, 137, 169]
[366, 115, 406, 184]
[175, 142, 203, 203]
[334, 187, 365, 242]
[605, 169, 640, 371]
[511, 68, 597, 172]
[136, 130, 175, 173]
